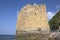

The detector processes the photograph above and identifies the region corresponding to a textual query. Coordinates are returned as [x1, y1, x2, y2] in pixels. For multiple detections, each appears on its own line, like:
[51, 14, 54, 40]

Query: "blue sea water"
[0, 35, 15, 40]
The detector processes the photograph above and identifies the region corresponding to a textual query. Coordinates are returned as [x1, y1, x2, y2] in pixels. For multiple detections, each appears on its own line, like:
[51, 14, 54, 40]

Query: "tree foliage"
[49, 10, 60, 31]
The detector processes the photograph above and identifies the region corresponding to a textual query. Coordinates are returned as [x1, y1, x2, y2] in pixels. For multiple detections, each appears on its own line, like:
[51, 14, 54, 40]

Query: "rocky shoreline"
[16, 32, 60, 40]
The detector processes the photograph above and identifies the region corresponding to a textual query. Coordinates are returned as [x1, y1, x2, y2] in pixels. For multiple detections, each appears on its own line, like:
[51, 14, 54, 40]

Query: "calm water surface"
[0, 35, 15, 40]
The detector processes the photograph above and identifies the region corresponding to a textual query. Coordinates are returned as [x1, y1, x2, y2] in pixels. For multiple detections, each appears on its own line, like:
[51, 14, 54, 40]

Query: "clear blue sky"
[0, 0, 60, 35]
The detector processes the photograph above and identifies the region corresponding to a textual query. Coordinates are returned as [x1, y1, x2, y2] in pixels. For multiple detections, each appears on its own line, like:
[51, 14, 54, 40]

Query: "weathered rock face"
[16, 4, 50, 35]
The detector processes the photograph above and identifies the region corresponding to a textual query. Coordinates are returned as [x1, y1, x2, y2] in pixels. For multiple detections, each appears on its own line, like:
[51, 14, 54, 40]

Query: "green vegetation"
[49, 10, 60, 31]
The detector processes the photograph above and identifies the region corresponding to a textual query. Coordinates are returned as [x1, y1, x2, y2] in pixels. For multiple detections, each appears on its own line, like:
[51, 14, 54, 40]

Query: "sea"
[0, 35, 15, 40]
